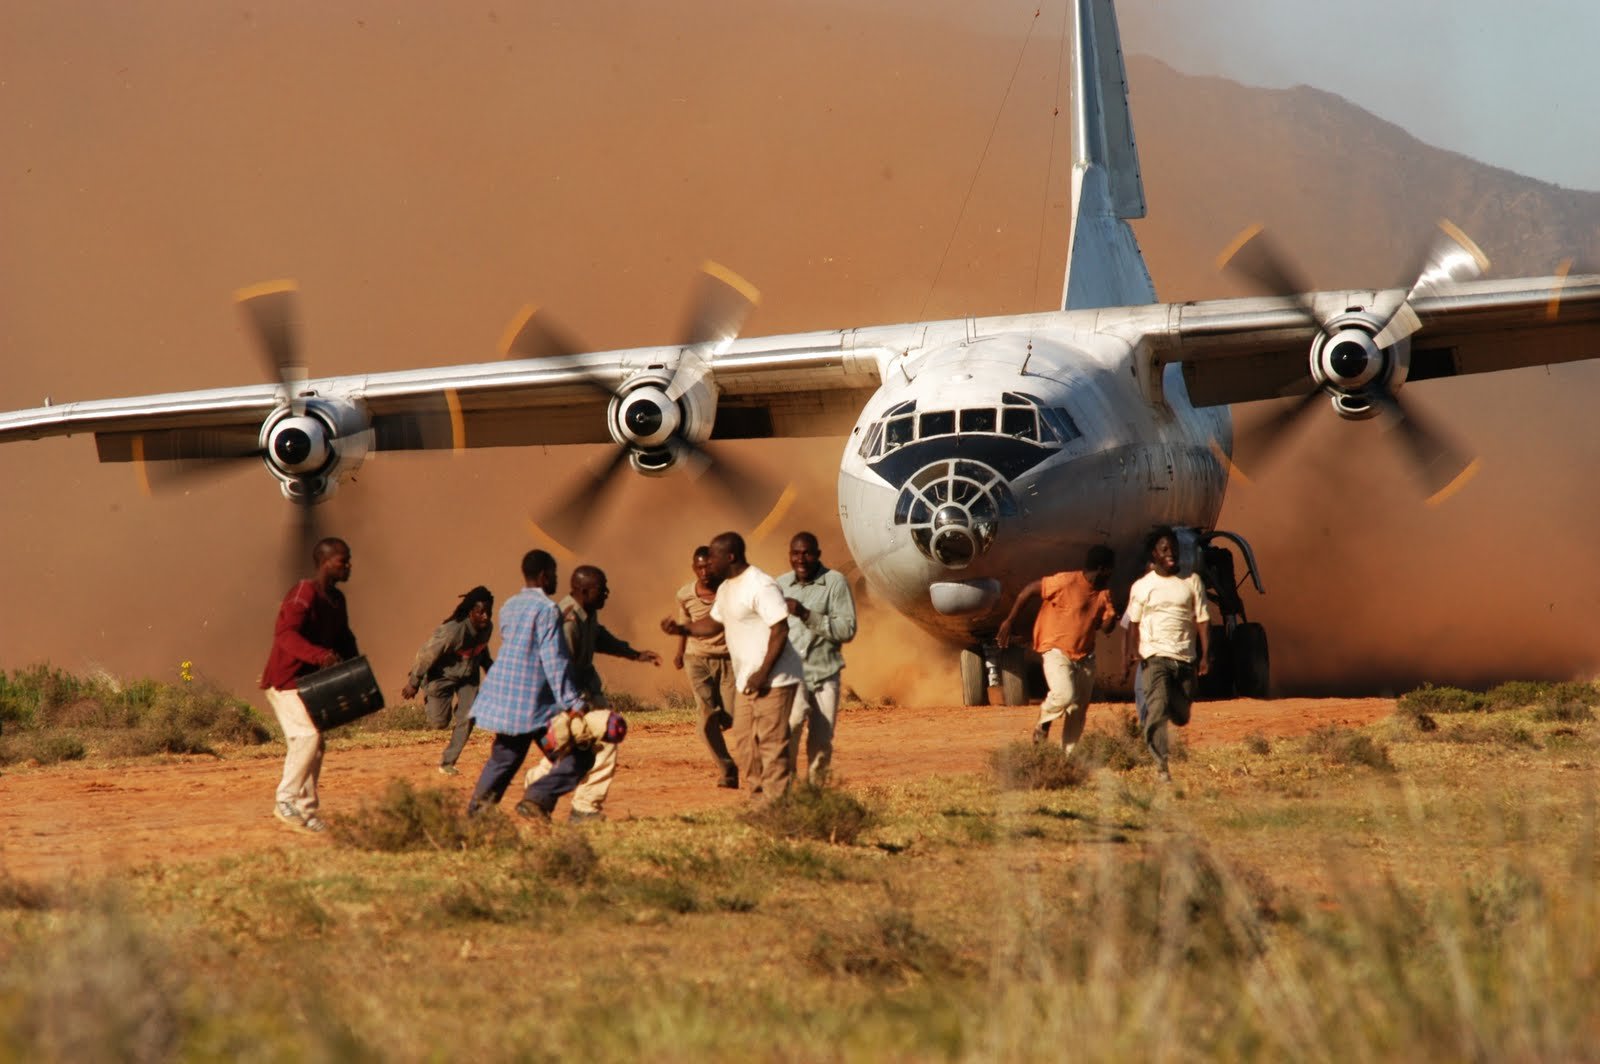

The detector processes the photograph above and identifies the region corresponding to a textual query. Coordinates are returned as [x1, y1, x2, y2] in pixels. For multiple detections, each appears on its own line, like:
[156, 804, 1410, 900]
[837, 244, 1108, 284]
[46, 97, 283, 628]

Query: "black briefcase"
[297, 655, 386, 731]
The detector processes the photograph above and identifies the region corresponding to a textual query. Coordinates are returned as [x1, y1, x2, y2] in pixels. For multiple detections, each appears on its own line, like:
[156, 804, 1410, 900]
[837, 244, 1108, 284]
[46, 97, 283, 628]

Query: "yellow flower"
[180, 660, 195, 683]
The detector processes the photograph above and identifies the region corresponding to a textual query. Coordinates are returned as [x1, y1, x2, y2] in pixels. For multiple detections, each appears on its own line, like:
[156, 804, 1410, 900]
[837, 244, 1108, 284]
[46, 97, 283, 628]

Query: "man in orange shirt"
[996, 545, 1118, 753]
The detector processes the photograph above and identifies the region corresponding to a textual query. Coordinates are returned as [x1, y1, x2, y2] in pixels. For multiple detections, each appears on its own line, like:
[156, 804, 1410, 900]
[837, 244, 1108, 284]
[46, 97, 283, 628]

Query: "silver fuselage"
[837, 312, 1229, 642]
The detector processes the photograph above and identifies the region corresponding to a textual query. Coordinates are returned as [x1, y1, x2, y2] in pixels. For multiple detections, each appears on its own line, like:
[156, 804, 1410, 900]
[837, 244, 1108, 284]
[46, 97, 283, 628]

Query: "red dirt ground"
[0, 697, 1393, 883]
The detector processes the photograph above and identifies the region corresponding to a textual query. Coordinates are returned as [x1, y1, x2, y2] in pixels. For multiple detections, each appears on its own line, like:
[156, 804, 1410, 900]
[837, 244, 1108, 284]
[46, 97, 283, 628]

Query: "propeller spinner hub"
[265, 414, 332, 476]
[610, 386, 682, 450]
[1316, 328, 1384, 390]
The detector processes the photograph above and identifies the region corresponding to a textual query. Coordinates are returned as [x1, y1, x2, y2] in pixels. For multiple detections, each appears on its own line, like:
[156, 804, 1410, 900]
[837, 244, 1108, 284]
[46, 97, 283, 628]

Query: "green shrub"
[1531, 701, 1595, 724]
[1398, 683, 1487, 716]
[989, 740, 1086, 791]
[538, 831, 600, 885]
[808, 909, 964, 981]
[1303, 725, 1396, 771]
[1244, 732, 1271, 755]
[331, 780, 520, 852]
[743, 783, 874, 845]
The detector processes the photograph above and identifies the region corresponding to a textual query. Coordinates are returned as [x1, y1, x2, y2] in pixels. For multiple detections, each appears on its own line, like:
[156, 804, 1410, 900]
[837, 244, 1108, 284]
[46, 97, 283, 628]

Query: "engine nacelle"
[607, 369, 718, 477]
[259, 398, 372, 501]
[1308, 310, 1411, 421]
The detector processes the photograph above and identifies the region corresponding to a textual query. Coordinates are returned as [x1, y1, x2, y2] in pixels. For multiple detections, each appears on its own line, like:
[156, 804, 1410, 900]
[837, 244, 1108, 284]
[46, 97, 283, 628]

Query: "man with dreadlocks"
[401, 585, 495, 775]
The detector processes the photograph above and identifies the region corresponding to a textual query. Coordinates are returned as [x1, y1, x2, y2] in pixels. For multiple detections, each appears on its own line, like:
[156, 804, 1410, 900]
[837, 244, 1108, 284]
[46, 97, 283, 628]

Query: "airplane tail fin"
[1061, 0, 1156, 310]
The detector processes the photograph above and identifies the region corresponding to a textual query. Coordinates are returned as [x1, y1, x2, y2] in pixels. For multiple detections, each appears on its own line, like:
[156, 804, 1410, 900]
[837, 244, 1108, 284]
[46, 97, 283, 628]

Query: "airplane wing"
[1123, 273, 1600, 408]
[0, 328, 894, 465]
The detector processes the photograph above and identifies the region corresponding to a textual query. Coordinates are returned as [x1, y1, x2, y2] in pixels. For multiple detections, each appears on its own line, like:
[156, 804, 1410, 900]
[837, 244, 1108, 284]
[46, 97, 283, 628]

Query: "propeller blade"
[681, 261, 760, 351]
[1371, 393, 1482, 506]
[1226, 389, 1323, 477]
[533, 444, 635, 549]
[1371, 220, 1490, 348]
[285, 489, 326, 589]
[500, 304, 587, 361]
[129, 430, 267, 495]
[372, 388, 468, 453]
[235, 280, 305, 387]
[1216, 223, 1324, 328]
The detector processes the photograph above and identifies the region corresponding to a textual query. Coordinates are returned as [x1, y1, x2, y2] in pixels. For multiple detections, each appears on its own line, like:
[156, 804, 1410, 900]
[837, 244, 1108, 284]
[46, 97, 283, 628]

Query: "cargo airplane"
[3, 0, 1598, 705]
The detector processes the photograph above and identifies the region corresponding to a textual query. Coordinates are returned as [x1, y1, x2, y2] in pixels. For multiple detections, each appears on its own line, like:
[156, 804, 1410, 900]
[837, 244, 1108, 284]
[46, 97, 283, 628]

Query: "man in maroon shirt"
[260, 537, 359, 833]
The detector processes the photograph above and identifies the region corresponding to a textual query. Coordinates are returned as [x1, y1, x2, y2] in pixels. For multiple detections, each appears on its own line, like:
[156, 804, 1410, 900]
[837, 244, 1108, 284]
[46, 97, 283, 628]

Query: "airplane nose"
[897, 459, 1016, 570]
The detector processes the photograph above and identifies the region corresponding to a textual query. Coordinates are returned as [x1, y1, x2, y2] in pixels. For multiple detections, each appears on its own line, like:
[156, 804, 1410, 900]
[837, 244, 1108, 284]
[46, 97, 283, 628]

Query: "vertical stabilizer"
[1061, 0, 1156, 310]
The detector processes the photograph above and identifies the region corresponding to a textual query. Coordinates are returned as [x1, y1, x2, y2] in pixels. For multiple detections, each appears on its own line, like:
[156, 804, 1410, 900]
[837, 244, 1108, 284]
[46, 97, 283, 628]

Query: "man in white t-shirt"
[662, 531, 804, 798]
[1122, 527, 1210, 783]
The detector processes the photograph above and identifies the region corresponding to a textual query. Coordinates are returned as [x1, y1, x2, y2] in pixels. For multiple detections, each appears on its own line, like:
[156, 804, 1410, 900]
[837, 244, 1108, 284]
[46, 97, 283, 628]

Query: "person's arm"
[745, 619, 790, 696]
[800, 572, 857, 644]
[273, 584, 339, 668]
[1122, 592, 1144, 678]
[662, 612, 724, 638]
[402, 622, 457, 699]
[1098, 594, 1119, 635]
[595, 624, 661, 665]
[673, 595, 690, 669]
[1192, 575, 1212, 676]
[539, 606, 588, 713]
[994, 580, 1042, 649]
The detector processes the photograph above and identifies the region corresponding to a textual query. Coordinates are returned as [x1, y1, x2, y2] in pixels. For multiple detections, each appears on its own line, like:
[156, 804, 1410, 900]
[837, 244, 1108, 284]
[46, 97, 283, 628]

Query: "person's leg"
[1134, 660, 1147, 729]
[786, 681, 819, 777]
[1057, 655, 1095, 754]
[568, 709, 616, 814]
[439, 684, 477, 770]
[266, 687, 322, 821]
[752, 685, 796, 798]
[1036, 648, 1072, 741]
[523, 746, 598, 813]
[422, 685, 453, 730]
[1142, 658, 1177, 778]
[729, 687, 757, 790]
[805, 674, 841, 782]
[687, 655, 737, 784]
[470, 732, 533, 812]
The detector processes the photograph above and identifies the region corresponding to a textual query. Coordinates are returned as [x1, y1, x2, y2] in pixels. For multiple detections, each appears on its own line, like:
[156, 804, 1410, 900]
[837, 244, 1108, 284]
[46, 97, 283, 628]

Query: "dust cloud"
[2, 2, 1597, 703]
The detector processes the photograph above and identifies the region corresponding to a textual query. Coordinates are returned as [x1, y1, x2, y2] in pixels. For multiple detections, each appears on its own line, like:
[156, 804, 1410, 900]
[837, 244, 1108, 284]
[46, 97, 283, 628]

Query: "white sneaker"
[273, 801, 302, 826]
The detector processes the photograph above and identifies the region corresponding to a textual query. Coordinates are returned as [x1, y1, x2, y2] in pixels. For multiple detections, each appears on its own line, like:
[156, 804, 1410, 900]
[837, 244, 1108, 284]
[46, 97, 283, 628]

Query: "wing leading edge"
[0, 329, 897, 463]
[1114, 273, 1600, 408]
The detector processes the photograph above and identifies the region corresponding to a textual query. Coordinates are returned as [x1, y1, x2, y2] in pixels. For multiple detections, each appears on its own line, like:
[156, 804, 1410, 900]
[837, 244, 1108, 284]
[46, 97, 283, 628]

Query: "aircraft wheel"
[1199, 625, 1234, 699]
[959, 647, 989, 707]
[996, 645, 1029, 706]
[1232, 622, 1271, 699]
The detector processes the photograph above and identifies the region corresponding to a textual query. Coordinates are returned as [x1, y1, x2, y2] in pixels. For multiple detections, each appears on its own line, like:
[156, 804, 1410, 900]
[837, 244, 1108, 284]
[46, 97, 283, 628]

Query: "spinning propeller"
[134, 281, 463, 583]
[512, 263, 795, 551]
[1216, 221, 1488, 505]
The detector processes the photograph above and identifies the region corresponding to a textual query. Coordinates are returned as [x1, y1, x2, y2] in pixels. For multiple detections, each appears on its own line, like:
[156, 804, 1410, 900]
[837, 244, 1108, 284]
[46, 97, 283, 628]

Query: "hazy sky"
[1118, 1, 1600, 192]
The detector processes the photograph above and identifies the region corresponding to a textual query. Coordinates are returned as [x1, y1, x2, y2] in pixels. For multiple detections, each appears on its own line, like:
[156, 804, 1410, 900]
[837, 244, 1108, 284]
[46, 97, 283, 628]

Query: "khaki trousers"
[1038, 649, 1096, 750]
[732, 684, 797, 798]
[525, 708, 617, 814]
[266, 687, 325, 817]
[787, 673, 841, 783]
[686, 654, 738, 783]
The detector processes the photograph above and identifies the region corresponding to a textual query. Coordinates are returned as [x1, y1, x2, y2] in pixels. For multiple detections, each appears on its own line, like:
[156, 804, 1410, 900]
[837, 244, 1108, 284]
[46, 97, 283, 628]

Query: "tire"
[1198, 624, 1234, 699]
[996, 645, 1029, 706]
[1231, 622, 1270, 699]
[959, 647, 989, 707]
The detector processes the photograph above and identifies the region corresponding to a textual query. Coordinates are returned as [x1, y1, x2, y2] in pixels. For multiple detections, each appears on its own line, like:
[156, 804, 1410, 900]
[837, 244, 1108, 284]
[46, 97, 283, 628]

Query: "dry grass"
[5, 674, 1600, 1059]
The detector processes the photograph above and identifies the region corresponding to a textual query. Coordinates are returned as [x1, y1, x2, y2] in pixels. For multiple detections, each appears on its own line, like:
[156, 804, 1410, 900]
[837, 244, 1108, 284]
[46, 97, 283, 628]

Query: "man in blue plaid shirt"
[468, 549, 589, 816]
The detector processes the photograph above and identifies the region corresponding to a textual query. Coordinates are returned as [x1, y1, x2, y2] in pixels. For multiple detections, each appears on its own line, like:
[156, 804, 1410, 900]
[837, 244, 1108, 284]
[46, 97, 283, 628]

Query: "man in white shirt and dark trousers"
[1122, 527, 1210, 783]
[663, 531, 804, 800]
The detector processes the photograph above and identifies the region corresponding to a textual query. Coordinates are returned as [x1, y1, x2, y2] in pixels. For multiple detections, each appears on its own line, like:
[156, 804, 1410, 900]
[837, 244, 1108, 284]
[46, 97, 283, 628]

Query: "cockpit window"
[959, 408, 996, 433]
[857, 420, 884, 459]
[918, 410, 955, 439]
[1040, 406, 1082, 443]
[1000, 406, 1037, 441]
[884, 416, 914, 451]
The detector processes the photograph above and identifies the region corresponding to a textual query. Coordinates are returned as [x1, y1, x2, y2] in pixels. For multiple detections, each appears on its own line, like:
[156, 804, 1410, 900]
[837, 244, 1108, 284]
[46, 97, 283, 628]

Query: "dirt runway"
[0, 697, 1393, 883]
